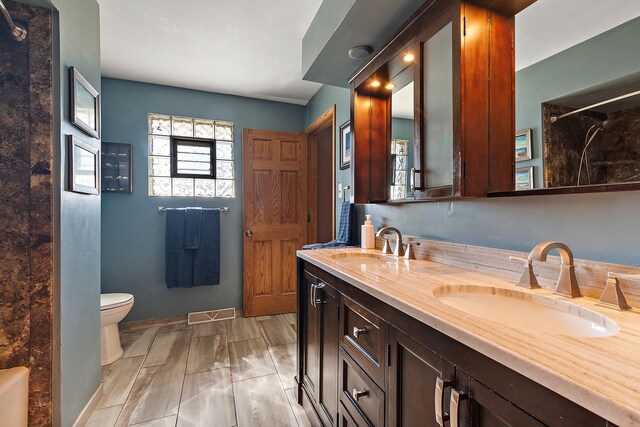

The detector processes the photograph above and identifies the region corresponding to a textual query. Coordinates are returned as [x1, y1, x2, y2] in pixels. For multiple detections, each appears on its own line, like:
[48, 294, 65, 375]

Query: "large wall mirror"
[506, 0, 640, 194]
[390, 69, 414, 200]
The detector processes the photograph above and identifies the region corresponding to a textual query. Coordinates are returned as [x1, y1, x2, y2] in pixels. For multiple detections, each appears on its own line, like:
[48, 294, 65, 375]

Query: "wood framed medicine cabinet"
[349, 0, 536, 203]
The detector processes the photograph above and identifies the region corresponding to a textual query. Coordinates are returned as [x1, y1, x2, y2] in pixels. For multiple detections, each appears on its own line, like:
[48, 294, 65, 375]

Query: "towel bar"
[158, 206, 229, 213]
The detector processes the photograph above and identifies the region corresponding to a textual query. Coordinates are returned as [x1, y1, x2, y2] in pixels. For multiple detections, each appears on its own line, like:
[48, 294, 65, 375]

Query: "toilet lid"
[101, 293, 134, 311]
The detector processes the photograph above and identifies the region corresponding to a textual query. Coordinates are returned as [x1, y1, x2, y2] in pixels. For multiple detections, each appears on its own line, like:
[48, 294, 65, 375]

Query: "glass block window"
[390, 139, 408, 199]
[148, 114, 235, 197]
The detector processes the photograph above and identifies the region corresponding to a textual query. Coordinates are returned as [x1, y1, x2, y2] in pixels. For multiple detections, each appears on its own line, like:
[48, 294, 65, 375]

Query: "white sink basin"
[433, 285, 619, 338]
[329, 252, 398, 266]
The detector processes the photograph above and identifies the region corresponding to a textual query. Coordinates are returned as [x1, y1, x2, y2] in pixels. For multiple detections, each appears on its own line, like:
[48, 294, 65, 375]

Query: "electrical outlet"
[338, 182, 343, 199]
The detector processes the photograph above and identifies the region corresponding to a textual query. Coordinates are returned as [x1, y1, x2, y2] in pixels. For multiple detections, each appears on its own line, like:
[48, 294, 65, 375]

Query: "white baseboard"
[71, 384, 103, 427]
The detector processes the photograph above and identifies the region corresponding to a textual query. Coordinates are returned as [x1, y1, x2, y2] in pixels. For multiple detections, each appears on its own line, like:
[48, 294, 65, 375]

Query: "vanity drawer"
[341, 297, 386, 385]
[340, 348, 384, 427]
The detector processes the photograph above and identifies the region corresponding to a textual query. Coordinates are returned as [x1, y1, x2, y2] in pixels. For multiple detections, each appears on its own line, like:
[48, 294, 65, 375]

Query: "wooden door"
[243, 128, 308, 316]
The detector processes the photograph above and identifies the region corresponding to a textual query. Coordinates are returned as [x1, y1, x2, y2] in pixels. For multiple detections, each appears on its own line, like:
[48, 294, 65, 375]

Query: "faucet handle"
[381, 238, 393, 255]
[404, 241, 421, 260]
[597, 272, 635, 311]
[509, 256, 541, 290]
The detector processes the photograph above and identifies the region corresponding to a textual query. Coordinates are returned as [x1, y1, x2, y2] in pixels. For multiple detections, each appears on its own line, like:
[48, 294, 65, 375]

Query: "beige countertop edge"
[297, 249, 640, 427]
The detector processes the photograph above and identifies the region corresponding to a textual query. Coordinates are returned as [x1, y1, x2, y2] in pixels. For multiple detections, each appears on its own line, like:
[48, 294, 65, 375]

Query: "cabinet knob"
[353, 326, 368, 338]
[450, 388, 468, 427]
[352, 388, 368, 402]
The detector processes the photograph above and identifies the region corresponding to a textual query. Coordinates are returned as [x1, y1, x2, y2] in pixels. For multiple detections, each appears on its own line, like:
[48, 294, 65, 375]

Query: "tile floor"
[84, 313, 310, 427]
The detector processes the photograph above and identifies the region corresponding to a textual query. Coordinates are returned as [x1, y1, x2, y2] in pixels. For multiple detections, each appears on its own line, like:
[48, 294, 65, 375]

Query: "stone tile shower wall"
[0, 3, 53, 425]
[543, 102, 640, 187]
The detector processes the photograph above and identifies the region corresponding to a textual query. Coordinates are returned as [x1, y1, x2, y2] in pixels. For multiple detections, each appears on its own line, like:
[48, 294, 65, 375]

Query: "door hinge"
[387, 344, 391, 366]
[336, 306, 340, 322]
[307, 214, 311, 223]
[463, 17, 466, 36]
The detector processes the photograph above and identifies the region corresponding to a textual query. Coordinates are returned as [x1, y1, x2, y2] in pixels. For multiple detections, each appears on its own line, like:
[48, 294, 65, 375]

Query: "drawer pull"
[352, 388, 369, 402]
[352, 326, 368, 338]
[435, 377, 451, 427]
[450, 388, 468, 427]
[310, 284, 316, 308]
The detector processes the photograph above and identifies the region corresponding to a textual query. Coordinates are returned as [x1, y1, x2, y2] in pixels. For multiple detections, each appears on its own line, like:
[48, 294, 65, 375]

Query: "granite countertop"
[297, 247, 640, 427]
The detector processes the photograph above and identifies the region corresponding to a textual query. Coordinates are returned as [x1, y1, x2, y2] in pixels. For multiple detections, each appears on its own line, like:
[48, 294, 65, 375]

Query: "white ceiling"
[98, 0, 323, 105]
[516, 0, 640, 71]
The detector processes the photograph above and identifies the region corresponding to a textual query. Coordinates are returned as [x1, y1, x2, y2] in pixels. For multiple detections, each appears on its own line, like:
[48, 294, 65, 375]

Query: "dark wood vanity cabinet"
[297, 259, 611, 427]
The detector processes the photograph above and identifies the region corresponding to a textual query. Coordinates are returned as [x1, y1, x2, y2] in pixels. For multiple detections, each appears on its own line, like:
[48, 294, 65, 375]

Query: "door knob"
[245, 230, 253, 237]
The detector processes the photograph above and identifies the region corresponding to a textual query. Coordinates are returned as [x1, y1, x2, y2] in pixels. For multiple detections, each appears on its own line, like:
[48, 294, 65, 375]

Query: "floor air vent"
[187, 308, 236, 325]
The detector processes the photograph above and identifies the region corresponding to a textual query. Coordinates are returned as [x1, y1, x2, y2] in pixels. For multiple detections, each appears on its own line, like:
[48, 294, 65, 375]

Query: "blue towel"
[193, 209, 220, 286]
[166, 209, 193, 287]
[302, 201, 353, 250]
[166, 208, 221, 288]
[184, 208, 202, 250]
[336, 201, 353, 244]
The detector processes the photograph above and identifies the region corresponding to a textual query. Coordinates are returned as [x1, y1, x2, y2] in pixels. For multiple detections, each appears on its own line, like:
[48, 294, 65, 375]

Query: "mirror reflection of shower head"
[0, 0, 27, 42]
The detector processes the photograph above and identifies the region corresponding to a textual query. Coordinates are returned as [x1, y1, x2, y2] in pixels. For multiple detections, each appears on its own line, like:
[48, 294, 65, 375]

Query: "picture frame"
[340, 121, 351, 170]
[515, 128, 532, 162]
[515, 166, 534, 191]
[68, 135, 100, 195]
[70, 66, 101, 138]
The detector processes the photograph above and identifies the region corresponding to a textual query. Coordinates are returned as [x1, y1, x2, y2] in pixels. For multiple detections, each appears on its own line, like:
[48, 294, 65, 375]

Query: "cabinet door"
[450, 372, 544, 427]
[421, 20, 454, 193]
[387, 327, 456, 427]
[316, 281, 340, 426]
[303, 271, 320, 400]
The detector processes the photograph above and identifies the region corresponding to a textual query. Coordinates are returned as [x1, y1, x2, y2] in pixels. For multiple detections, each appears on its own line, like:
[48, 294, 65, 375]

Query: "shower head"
[0, 0, 27, 42]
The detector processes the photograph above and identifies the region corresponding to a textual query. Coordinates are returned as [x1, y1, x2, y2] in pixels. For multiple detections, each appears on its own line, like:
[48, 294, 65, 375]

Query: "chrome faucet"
[528, 241, 581, 298]
[376, 227, 404, 257]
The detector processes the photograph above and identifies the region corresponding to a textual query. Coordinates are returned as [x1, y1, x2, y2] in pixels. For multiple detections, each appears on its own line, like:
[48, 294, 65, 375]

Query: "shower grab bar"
[0, 0, 27, 41]
[158, 206, 229, 213]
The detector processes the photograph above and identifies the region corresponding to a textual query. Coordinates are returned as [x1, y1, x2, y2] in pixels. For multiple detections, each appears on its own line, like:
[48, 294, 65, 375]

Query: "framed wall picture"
[340, 121, 351, 170]
[68, 135, 100, 195]
[515, 129, 532, 162]
[515, 166, 534, 191]
[70, 66, 101, 138]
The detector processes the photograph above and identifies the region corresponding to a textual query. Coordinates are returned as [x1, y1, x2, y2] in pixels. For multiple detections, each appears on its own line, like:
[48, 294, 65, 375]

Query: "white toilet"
[100, 293, 134, 366]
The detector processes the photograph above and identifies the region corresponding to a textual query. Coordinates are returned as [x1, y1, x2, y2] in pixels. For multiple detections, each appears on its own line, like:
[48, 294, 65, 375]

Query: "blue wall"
[101, 78, 305, 321]
[52, 0, 102, 424]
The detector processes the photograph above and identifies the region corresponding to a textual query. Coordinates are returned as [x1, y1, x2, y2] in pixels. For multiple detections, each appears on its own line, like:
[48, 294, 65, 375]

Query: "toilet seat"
[100, 293, 134, 311]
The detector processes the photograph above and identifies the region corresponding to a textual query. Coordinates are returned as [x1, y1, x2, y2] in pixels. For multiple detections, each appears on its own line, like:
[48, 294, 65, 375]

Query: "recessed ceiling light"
[348, 45, 374, 60]
[385, 83, 396, 90]
[403, 53, 415, 62]
[371, 80, 381, 88]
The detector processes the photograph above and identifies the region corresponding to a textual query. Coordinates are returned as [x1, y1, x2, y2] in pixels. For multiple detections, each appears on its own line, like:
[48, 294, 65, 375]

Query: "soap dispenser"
[361, 215, 375, 249]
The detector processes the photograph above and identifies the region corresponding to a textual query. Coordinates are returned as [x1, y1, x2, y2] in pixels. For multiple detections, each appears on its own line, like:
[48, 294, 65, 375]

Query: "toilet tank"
[0, 367, 29, 427]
